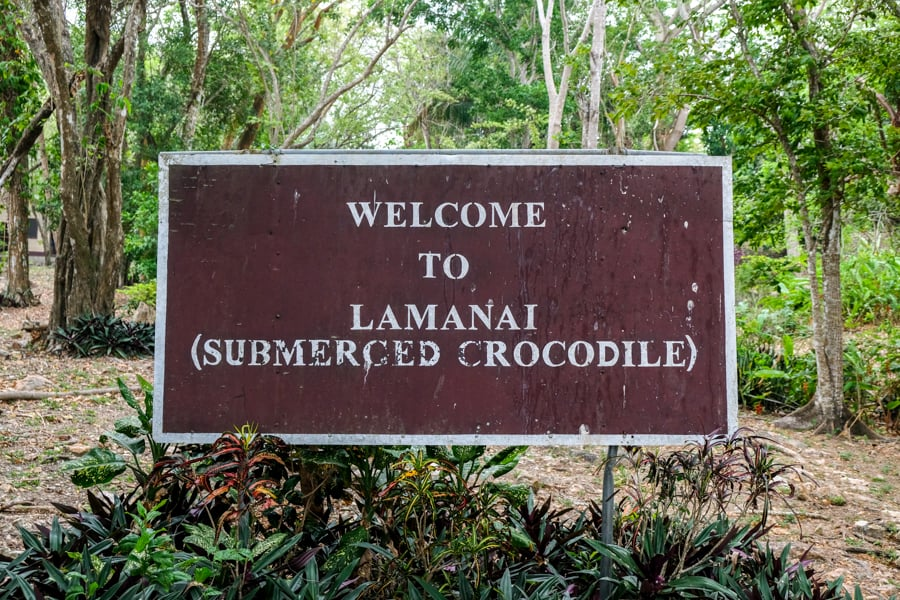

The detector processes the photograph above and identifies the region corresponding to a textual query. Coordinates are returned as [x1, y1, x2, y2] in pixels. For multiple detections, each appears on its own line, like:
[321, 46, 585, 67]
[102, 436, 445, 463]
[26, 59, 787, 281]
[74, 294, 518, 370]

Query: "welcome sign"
[155, 151, 736, 445]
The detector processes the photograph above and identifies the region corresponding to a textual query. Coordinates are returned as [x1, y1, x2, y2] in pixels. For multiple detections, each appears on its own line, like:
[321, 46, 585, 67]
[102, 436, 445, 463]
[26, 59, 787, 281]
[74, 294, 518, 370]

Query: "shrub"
[121, 280, 157, 309]
[735, 255, 810, 319]
[841, 251, 900, 325]
[359, 445, 529, 596]
[735, 250, 900, 428]
[53, 314, 155, 358]
[123, 162, 159, 283]
[0, 385, 870, 599]
[736, 333, 817, 412]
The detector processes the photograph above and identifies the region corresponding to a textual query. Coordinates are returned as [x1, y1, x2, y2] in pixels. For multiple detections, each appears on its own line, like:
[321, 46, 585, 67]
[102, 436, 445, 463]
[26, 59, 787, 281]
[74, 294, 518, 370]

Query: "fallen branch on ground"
[0, 387, 141, 401]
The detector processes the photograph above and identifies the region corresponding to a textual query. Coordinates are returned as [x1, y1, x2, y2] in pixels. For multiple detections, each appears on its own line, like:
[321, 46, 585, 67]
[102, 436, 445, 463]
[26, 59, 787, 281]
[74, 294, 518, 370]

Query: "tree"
[322, 27, 454, 149]
[179, 0, 212, 150]
[536, 0, 597, 148]
[212, 0, 421, 150]
[423, 0, 549, 149]
[0, 0, 40, 306]
[584, 0, 726, 152]
[696, 0, 884, 433]
[582, 0, 605, 148]
[16, 0, 146, 329]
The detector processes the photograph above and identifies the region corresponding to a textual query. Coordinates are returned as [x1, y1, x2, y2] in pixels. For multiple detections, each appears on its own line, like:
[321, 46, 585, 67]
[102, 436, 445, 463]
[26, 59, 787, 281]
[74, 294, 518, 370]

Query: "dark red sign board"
[155, 152, 736, 445]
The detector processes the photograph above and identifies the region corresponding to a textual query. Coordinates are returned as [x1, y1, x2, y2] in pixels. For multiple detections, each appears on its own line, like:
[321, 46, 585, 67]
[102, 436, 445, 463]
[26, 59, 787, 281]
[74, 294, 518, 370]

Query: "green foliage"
[0, 0, 43, 151]
[117, 501, 188, 590]
[64, 377, 168, 489]
[840, 251, 900, 326]
[0, 384, 870, 599]
[735, 250, 900, 426]
[122, 163, 159, 282]
[356, 445, 529, 596]
[54, 314, 155, 358]
[62, 447, 128, 488]
[734, 255, 816, 412]
[120, 280, 157, 309]
[424, 0, 550, 149]
[841, 329, 900, 432]
[735, 255, 811, 321]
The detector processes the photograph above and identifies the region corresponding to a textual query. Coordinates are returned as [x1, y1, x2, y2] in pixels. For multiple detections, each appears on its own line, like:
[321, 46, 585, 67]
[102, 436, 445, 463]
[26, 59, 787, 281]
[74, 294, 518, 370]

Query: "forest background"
[1, 0, 900, 598]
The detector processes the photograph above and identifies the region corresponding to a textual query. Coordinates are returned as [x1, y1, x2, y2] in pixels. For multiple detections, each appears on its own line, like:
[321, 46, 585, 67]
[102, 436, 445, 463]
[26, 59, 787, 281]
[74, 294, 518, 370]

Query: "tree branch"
[0, 97, 54, 190]
[883, 0, 900, 19]
[282, 0, 419, 148]
[856, 76, 899, 127]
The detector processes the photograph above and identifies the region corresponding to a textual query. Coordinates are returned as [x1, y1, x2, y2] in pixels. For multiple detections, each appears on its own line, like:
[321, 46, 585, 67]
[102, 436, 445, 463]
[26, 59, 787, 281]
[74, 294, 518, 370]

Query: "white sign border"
[155, 150, 736, 446]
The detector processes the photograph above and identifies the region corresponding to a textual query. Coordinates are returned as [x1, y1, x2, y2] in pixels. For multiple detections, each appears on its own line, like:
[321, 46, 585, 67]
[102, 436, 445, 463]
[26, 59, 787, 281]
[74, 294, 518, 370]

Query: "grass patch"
[10, 468, 41, 489]
[871, 482, 894, 499]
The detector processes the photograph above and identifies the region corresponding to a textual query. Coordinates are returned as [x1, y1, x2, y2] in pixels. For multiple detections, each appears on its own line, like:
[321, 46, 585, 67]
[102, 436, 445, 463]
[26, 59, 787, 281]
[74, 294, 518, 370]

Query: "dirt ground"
[1, 266, 898, 598]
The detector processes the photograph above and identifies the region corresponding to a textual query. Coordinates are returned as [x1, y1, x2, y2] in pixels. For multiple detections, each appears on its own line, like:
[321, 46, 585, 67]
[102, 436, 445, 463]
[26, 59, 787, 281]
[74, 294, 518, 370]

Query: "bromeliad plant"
[575, 429, 812, 599]
[53, 313, 155, 357]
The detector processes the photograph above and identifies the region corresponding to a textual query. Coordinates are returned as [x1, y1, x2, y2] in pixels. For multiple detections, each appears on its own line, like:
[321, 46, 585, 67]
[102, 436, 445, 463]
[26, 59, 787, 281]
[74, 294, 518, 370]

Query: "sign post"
[155, 151, 735, 446]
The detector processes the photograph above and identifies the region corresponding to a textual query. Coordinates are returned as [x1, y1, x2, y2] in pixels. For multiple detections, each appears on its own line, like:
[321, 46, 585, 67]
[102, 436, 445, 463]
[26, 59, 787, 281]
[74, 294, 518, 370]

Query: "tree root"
[773, 401, 820, 431]
[0, 291, 39, 308]
[773, 401, 886, 440]
[841, 413, 886, 441]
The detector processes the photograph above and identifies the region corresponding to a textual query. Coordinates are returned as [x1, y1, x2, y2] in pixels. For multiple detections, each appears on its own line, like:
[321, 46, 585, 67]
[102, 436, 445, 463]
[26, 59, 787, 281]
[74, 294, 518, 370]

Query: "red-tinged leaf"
[199, 485, 234, 505]
[204, 461, 243, 475]
[247, 452, 286, 467]
[208, 447, 242, 459]
[248, 480, 279, 499]
[252, 487, 278, 500]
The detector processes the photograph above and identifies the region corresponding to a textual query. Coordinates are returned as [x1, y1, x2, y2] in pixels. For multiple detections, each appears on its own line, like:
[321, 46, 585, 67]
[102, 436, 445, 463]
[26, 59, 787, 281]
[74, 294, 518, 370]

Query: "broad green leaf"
[482, 446, 528, 478]
[323, 526, 368, 574]
[113, 415, 144, 437]
[451, 445, 485, 465]
[62, 448, 127, 487]
[782, 334, 794, 360]
[100, 430, 146, 456]
[751, 368, 790, 379]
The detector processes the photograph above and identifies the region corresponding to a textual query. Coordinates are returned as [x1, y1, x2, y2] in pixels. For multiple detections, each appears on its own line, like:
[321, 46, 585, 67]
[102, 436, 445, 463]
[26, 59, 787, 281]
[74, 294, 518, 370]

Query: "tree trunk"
[784, 208, 801, 258]
[793, 200, 845, 433]
[538, 0, 565, 149]
[36, 134, 55, 265]
[235, 92, 267, 150]
[19, 0, 145, 330]
[181, 0, 210, 149]
[2, 166, 37, 307]
[537, 0, 594, 149]
[658, 106, 689, 151]
[582, 0, 606, 149]
[818, 206, 844, 431]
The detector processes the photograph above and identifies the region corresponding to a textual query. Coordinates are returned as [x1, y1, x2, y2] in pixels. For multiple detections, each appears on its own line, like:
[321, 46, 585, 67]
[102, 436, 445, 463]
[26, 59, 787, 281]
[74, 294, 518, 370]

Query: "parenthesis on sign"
[685, 334, 697, 372]
[191, 333, 203, 372]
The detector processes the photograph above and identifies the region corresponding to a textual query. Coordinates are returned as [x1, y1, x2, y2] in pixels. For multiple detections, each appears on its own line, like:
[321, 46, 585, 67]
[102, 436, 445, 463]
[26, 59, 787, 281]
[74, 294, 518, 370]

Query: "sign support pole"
[599, 444, 618, 598]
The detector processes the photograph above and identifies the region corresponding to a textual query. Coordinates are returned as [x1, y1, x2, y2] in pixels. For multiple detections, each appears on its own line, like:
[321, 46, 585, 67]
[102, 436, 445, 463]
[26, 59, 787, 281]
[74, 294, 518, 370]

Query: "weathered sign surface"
[155, 151, 736, 445]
